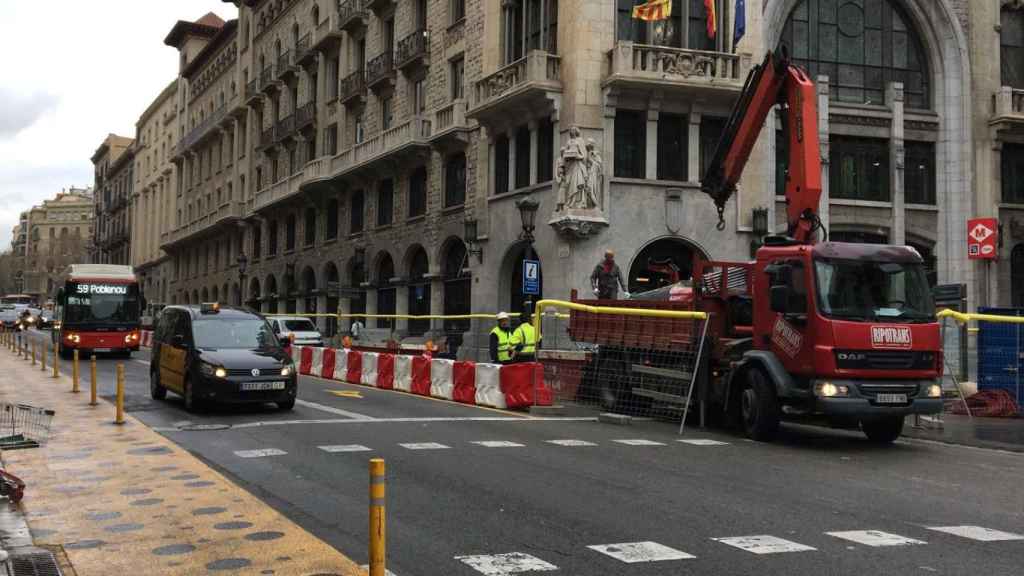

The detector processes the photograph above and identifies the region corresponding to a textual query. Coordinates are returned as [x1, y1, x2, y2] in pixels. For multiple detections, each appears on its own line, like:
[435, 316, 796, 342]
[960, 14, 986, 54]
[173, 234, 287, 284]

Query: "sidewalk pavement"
[903, 413, 1024, 452]
[0, 348, 365, 575]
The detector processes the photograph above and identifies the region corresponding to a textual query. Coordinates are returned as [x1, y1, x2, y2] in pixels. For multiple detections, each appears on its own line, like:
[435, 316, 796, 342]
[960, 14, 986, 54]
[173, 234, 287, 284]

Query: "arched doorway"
[265, 274, 279, 314]
[201, 287, 209, 302]
[302, 266, 317, 315]
[442, 238, 471, 332]
[284, 271, 297, 314]
[375, 253, 396, 329]
[349, 258, 367, 318]
[211, 285, 219, 302]
[324, 262, 340, 337]
[502, 242, 542, 315]
[1013, 245, 1024, 307]
[249, 278, 261, 310]
[627, 237, 705, 295]
[406, 246, 430, 336]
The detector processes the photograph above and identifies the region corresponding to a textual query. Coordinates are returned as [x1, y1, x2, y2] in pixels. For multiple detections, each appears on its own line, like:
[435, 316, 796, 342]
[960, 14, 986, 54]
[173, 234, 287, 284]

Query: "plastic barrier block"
[299, 347, 314, 376]
[321, 348, 336, 379]
[310, 347, 324, 377]
[290, 345, 302, 365]
[411, 356, 432, 396]
[499, 362, 551, 408]
[393, 354, 413, 392]
[332, 348, 349, 381]
[377, 354, 395, 389]
[452, 361, 476, 404]
[430, 359, 455, 400]
[346, 350, 362, 384]
[474, 363, 506, 409]
[361, 352, 379, 386]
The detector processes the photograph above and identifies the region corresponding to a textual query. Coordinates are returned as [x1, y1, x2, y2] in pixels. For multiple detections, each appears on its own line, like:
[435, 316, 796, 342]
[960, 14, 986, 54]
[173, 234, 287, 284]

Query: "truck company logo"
[871, 326, 912, 349]
[772, 317, 803, 358]
[76, 284, 127, 295]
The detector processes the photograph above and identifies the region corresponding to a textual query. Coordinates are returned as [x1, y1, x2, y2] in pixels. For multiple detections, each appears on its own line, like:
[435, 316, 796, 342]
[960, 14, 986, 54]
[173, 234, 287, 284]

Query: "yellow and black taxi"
[150, 303, 296, 412]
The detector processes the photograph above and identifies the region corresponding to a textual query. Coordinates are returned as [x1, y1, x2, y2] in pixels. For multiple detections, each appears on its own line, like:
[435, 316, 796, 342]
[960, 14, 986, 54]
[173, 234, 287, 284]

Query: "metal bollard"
[368, 458, 386, 576]
[15, 334, 20, 357]
[115, 364, 125, 425]
[89, 355, 98, 406]
[72, 350, 80, 393]
[40, 342, 46, 372]
[52, 344, 59, 378]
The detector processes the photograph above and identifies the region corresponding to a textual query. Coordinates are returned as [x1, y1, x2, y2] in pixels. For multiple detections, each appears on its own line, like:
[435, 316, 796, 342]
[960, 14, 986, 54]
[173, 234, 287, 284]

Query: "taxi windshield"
[192, 318, 279, 350]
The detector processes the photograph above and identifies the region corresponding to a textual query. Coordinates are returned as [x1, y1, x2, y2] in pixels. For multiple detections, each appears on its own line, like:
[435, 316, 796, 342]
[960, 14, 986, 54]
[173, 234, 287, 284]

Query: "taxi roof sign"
[200, 302, 221, 314]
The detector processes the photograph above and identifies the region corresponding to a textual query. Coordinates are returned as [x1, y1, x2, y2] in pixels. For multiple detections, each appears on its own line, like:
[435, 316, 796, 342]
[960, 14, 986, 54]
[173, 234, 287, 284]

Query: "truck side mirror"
[770, 285, 790, 314]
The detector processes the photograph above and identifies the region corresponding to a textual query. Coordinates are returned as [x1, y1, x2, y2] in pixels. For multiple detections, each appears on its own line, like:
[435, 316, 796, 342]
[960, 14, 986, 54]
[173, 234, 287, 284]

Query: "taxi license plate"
[876, 393, 907, 404]
[241, 381, 286, 391]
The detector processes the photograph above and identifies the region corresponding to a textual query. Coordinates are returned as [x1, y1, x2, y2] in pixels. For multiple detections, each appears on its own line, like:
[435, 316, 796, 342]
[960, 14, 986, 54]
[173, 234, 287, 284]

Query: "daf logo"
[251, 368, 260, 377]
[838, 353, 867, 361]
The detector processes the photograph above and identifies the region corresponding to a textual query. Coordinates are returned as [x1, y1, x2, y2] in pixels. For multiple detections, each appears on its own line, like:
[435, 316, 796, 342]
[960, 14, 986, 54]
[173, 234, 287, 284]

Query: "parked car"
[267, 316, 324, 347]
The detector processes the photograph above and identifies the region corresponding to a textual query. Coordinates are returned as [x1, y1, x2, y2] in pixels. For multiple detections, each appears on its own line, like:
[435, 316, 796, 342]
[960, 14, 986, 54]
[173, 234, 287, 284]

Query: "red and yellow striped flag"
[632, 0, 672, 22]
[704, 0, 717, 37]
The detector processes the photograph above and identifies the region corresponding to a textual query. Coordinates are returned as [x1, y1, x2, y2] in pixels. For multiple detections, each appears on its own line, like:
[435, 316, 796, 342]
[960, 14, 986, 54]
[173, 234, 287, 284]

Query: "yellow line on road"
[328, 390, 364, 398]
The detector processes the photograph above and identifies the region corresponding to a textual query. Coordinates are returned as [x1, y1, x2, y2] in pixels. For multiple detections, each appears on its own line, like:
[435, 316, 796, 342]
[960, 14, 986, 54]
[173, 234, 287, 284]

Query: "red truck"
[572, 50, 943, 443]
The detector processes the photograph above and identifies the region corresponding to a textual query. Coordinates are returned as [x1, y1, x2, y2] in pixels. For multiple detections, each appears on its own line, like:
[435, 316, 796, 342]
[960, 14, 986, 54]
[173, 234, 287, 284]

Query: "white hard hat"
[496, 312, 510, 320]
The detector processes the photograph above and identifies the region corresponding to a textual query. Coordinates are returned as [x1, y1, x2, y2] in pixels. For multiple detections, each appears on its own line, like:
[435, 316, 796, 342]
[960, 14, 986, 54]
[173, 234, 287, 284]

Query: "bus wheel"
[740, 369, 780, 441]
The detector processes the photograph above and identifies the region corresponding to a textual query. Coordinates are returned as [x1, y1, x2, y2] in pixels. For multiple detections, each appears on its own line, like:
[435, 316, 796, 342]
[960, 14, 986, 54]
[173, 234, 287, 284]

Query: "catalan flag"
[704, 0, 717, 38]
[632, 0, 672, 22]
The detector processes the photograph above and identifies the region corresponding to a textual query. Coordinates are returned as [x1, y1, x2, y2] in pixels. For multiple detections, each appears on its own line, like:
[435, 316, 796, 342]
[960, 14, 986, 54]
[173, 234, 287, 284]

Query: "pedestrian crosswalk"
[453, 524, 1024, 574]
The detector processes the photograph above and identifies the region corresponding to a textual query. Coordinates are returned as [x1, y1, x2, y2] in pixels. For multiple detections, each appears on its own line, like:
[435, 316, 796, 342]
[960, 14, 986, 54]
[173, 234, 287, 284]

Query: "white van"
[267, 316, 324, 347]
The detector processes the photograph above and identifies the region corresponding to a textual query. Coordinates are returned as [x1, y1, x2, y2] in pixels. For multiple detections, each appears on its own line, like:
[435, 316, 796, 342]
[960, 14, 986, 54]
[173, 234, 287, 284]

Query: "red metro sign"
[967, 218, 998, 260]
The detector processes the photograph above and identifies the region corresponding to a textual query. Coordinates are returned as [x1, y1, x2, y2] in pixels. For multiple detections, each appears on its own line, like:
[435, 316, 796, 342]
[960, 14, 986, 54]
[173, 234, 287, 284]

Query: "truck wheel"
[740, 369, 780, 441]
[861, 417, 904, 444]
[150, 369, 167, 400]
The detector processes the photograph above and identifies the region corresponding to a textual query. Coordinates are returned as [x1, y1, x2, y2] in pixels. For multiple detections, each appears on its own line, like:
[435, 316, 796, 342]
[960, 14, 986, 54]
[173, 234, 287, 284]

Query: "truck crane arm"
[701, 49, 823, 244]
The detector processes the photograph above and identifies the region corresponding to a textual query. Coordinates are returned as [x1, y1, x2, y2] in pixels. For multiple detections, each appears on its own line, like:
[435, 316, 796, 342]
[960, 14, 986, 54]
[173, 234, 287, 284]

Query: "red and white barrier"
[321, 348, 336, 379]
[393, 354, 412, 392]
[299, 347, 314, 376]
[141, 331, 154, 347]
[345, 350, 362, 384]
[411, 356, 431, 396]
[474, 363, 506, 409]
[377, 353, 395, 390]
[361, 352, 379, 386]
[452, 361, 476, 404]
[430, 359, 455, 400]
[332, 348, 348, 381]
[309, 347, 324, 377]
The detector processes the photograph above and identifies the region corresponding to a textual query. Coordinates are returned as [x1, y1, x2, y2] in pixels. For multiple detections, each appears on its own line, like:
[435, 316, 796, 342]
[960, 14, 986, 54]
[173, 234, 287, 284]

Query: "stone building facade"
[16, 188, 95, 301]
[131, 80, 179, 312]
[152, 0, 1023, 338]
[91, 134, 135, 265]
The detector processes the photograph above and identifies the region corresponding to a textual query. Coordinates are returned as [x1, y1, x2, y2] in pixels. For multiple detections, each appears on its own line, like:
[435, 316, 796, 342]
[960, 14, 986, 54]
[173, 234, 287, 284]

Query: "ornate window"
[1003, 144, 1024, 204]
[1003, 3, 1024, 88]
[780, 0, 930, 109]
[830, 136, 890, 201]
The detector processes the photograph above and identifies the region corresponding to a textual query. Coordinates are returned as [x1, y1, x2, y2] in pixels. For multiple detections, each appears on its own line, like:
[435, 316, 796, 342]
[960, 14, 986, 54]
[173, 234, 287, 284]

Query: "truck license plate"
[876, 393, 907, 404]
[241, 381, 286, 391]
[93, 348, 111, 353]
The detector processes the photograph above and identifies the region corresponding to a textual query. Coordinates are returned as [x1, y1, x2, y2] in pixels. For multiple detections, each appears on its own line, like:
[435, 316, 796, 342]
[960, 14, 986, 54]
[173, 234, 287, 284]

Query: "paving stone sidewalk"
[0, 348, 364, 575]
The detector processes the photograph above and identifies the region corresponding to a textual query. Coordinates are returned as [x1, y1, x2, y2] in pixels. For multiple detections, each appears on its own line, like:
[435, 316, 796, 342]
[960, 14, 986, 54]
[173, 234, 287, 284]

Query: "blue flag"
[734, 0, 746, 46]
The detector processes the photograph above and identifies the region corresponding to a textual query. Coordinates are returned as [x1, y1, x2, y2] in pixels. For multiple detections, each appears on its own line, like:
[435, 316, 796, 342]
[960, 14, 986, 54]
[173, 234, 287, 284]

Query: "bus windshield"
[64, 282, 140, 326]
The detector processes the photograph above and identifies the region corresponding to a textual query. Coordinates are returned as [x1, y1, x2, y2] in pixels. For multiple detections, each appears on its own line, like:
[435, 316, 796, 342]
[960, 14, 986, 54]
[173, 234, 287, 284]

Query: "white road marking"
[295, 399, 375, 420]
[713, 535, 817, 554]
[359, 565, 398, 576]
[588, 541, 695, 563]
[399, 442, 450, 450]
[455, 552, 558, 574]
[612, 439, 667, 446]
[678, 439, 730, 446]
[233, 448, 287, 458]
[230, 416, 596, 428]
[318, 444, 373, 453]
[925, 526, 1024, 542]
[826, 530, 926, 547]
[132, 359, 150, 366]
[471, 441, 526, 448]
[546, 439, 598, 447]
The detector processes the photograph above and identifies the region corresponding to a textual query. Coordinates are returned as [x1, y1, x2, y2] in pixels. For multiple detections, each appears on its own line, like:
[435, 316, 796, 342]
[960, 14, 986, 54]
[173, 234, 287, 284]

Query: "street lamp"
[515, 196, 539, 242]
[750, 207, 769, 257]
[463, 218, 482, 263]
[237, 252, 249, 306]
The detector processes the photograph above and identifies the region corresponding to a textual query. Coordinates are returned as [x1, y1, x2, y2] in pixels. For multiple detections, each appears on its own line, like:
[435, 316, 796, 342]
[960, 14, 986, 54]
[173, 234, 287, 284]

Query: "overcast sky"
[0, 1, 236, 250]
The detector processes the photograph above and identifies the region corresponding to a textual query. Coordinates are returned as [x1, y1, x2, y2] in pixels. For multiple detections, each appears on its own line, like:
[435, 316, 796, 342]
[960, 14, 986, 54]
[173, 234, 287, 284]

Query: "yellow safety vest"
[491, 327, 513, 362]
[511, 323, 540, 355]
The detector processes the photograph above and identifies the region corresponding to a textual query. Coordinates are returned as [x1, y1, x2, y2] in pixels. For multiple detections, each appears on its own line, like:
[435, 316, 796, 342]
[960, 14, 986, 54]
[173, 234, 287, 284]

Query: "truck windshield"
[193, 319, 279, 350]
[64, 283, 140, 326]
[814, 258, 935, 322]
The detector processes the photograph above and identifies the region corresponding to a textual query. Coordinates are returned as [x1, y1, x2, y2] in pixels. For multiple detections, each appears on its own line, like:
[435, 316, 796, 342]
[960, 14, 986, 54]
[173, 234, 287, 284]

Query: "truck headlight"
[815, 381, 850, 398]
[927, 384, 942, 398]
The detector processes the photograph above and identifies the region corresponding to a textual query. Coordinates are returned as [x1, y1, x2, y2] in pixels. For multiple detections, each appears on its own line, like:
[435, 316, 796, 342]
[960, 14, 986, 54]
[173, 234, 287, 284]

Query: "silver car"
[268, 316, 324, 347]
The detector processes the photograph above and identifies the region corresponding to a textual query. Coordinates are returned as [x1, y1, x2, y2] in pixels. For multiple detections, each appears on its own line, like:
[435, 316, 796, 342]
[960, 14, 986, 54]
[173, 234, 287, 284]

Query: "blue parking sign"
[523, 260, 540, 295]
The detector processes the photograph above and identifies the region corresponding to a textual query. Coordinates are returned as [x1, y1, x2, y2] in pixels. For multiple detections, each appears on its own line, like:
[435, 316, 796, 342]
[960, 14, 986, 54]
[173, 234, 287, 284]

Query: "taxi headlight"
[214, 367, 228, 379]
[814, 381, 850, 398]
[280, 365, 292, 377]
[927, 384, 942, 398]
[200, 362, 227, 378]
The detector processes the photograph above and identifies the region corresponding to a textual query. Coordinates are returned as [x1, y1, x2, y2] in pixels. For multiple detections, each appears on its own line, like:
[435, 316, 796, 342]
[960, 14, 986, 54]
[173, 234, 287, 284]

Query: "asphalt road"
[20, 329, 1024, 576]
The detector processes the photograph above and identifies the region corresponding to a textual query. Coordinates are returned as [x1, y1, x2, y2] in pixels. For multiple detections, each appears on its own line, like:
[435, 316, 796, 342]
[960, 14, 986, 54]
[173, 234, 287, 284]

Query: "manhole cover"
[179, 424, 231, 431]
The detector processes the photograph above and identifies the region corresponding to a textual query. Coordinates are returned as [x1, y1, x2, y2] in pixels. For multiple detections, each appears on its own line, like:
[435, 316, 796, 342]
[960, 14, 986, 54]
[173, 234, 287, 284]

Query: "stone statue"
[549, 127, 609, 240]
[562, 126, 589, 210]
[584, 138, 602, 210]
[555, 146, 567, 210]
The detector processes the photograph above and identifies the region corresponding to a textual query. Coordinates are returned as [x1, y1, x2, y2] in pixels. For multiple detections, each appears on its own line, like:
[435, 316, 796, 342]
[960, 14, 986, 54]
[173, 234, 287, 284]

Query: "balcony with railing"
[245, 78, 261, 103]
[366, 52, 395, 92]
[339, 0, 369, 32]
[340, 69, 367, 106]
[396, 29, 429, 72]
[366, 0, 393, 15]
[260, 125, 276, 148]
[260, 65, 278, 92]
[277, 50, 296, 79]
[312, 13, 342, 50]
[992, 86, 1024, 135]
[162, 202, 245, 248]
[179, 105, 229, 154]
[469, 50, 562, 124]
[329, 116, 431, 178]
[605, 42, 750, 97]
[295, 101, 317, 131]
[430, 99, 470, 146]
[295, 33, 314, 65]
[276, 115, 296, 142]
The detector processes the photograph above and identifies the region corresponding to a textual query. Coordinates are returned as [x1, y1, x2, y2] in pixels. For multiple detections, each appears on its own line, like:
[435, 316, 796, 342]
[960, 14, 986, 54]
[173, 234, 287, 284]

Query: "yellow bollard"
[115, 364, 125, 425]
[15, 334, 20, 357]
[52, 343, 59, 378]
[72, 350, 80, 393]
[368, 458, 386, 576]
[31, 339, 36, 366]
[40, 341, 46, 372]
[89, 355, 98, 406]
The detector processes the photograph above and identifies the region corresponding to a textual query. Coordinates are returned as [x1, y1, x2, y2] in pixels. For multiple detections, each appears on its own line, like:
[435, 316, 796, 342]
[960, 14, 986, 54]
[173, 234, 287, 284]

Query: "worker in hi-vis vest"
[510, 310, 541, 363]
[489, 312, 515, 364]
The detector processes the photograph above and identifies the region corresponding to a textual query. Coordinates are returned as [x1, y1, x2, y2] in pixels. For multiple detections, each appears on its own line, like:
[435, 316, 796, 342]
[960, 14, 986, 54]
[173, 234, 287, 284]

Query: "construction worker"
[489, 312, 514, 364]
[511, 310, 541, 363]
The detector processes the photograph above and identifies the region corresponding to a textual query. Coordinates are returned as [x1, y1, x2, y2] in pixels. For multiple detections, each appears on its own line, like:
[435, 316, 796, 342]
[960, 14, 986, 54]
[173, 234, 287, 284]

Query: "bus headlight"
[124, 332, 139, 344]
[65, 333, 80, 344]
[927, 384, 942, 398]
[815, 381, 850, 398]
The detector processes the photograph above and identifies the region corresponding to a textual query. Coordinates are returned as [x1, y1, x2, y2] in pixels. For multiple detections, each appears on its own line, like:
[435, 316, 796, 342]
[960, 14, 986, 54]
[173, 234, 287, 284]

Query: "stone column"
[365, 288, 378, 329]
[508, 128, 517, 191]
[602, 104, 615, 186]
[316, 294, 328, 332]
[645, 108, 658, 180]
[887, 81, 905, 245]
[395, 285, 409, 331]
[688, 112, 701, 183]
[528, 120, 539, 186]
[816, 75, 831, 236]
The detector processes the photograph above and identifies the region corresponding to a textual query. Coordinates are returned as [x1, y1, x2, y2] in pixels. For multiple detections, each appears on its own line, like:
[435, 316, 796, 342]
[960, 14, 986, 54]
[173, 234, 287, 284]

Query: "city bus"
[52, 264, 144, 357]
